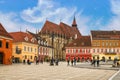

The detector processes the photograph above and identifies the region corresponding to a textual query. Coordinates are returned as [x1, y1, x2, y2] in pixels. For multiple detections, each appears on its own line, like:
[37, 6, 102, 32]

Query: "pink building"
[65, 36, 92, 61]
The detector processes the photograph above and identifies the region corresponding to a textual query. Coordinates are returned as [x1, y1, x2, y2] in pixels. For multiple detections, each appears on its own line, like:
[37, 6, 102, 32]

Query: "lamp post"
[50, 32, 54, 65]
[37, 36, 41, 62]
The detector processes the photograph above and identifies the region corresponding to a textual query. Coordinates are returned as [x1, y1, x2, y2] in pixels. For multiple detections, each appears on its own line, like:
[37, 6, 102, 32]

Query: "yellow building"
[10, 31, 38, 63]
[91, 30, 120, 61]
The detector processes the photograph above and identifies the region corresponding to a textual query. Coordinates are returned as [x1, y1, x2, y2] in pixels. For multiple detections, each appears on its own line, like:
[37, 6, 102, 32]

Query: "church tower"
[72, 16, 77, 27]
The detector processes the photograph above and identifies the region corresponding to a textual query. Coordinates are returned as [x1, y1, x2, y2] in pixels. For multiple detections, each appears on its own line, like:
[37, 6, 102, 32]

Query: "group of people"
[91, 57, 100, 67]
[67, 58, 77, 66]
[23, 59, 31, 65]
[50, 58, 59, 66]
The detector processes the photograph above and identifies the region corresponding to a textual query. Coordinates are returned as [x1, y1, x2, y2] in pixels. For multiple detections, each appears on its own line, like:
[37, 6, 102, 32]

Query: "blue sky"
[0, 0, 120, 35]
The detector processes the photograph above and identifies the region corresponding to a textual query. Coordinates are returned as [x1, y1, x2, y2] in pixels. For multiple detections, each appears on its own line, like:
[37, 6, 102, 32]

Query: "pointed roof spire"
[72, 16, 77, 27]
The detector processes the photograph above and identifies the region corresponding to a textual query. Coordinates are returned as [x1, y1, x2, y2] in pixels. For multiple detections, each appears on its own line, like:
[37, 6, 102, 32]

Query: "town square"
[1, 0, 120, 80]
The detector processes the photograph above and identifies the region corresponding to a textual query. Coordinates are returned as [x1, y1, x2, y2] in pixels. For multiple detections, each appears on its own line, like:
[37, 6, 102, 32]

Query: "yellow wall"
[12, 42, 38, 62]
[92, 39, 120, 60]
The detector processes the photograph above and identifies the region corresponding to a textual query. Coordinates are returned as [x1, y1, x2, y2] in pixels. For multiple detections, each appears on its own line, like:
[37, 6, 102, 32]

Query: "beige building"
[10, 31, 38, 63]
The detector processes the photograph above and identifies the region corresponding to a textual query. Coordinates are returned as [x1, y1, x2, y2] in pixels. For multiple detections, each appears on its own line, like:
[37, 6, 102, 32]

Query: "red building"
[0, 23, 13, 64]
[65, 36, 92, 61]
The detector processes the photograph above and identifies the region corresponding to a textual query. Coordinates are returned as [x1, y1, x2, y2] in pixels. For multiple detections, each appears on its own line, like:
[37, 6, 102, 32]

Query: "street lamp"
[37, 36, 41, 62]
[50, 32, 54, 65]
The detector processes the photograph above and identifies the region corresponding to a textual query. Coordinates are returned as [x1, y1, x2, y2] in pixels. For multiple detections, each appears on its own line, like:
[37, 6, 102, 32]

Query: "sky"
[0, 0, 120, 35]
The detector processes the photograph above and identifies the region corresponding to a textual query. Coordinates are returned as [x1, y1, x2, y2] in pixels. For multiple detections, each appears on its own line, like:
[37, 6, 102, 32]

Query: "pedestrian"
[36, 59, 39, 65]
[27, 59, 31, 65]
[96, 57, 99, 67]
[55, 59, 59, 66]
[71, 59, 73, 66]
[50, 58, 54, 66]
[23, 59, 26, 64]
[91, 57, 96, 67]
[67, 59, 70, 66]
[74, 57, 76, 66]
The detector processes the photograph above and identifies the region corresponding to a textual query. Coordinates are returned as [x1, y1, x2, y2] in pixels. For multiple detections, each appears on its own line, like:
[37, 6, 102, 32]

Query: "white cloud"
[0, 12, 36, 33]
[106, 0, 120, 30]
[21, 0, 91, 35]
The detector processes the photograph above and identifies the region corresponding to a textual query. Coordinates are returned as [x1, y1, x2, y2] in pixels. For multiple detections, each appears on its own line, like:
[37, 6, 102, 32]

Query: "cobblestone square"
[0, 62, 117, 80]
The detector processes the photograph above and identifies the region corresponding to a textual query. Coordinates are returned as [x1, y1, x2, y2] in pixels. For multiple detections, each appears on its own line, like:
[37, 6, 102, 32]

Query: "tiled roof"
[40, 20, 81, 39]
[66, 36, 91, 47]
[91, 30, 120, 40]
[0, 23, 12, 39]
[40, 20, 63, 34]
[9, 31, 38, 44]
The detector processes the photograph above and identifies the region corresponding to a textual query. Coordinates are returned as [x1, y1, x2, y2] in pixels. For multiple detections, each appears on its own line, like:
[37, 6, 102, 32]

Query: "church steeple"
[72, 16, 77, 27]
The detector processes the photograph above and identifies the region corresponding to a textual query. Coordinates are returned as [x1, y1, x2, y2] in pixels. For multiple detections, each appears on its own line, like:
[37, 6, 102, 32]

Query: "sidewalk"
[109, 70, 120, 80]
[73, 62, 119, 71]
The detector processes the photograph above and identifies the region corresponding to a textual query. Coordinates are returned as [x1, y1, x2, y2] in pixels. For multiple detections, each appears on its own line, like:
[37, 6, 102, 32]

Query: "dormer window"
[24, 36, 28, 41]
[31, 38, 35, 43]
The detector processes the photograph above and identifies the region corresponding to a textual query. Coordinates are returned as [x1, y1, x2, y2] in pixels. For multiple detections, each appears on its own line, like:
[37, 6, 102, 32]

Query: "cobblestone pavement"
[0, 62, 117, 80]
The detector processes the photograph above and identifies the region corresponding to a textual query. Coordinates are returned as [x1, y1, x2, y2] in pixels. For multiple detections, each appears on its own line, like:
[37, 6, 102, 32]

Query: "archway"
[0, 52, 3, 64]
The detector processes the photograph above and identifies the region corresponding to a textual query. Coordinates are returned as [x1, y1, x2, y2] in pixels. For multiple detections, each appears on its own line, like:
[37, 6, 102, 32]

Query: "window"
[6, 42, 9, 48]
[31, 56, 32, 59]
[25, 55, 27, 59]
[93, 49, 95, 53]
[117, 49, 119, 53]
[106, 42, 108, 46]
[78, 49, 80, 53]
[35, 48, 36, 52]
[31, 47, 32, 52]
[97, 49, 99, 53]
[73, 49, 76, 53]
[82, 49, 85, 53]
[68, 49, 70, 53]
[24, 46, 26, 51]
[0, 40, 2, 48]
[28, 47, 29, 52]
[102, 42, 104, 46]
[101, 49, 103, 53]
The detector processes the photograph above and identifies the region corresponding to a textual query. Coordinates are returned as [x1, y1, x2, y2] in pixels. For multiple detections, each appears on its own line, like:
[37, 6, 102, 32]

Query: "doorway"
[0, 53, 3, 64]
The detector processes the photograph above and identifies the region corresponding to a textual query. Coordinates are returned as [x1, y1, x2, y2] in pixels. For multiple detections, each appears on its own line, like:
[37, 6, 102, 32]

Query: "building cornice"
[0, 36, 13, 40]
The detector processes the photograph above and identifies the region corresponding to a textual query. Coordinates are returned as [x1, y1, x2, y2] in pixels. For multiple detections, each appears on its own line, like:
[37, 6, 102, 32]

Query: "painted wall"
[0, 38, 12, 65]
[12, 42, 38, 62]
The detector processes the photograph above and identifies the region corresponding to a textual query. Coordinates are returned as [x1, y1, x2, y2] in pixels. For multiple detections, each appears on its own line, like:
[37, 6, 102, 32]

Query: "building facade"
[39, 17, 81, 60]
[65, 36, 92, 61]
[91, 30, 120, 61]
[10, 31, 38, 63]
[0, 23, 13, 64]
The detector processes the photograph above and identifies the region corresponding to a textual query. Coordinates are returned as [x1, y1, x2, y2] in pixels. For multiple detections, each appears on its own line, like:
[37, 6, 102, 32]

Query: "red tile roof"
[0, 23, 12, 39]
[40, 20, 63, 34]
[9, 32, 38, 44]
[91, 30, 120, 40]
[66, 36, 91, 47]
[40, 20, 81, 39]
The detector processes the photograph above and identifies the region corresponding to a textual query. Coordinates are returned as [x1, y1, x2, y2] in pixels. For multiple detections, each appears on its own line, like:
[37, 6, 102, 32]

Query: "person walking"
[74, 57, 76, 66]
[67, 59, 70, 66]
[23, 59, 26, 64]
[96, 57, 99, 67]
[71, 59, 73, 66]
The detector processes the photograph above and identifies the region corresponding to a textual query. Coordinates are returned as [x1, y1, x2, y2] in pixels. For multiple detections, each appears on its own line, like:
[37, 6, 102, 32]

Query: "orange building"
[0, 23, 13, 65]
